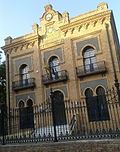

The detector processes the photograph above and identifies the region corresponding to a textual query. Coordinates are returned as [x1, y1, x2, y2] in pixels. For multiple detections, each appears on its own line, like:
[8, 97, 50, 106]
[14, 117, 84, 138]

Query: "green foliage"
[0, 61, 6, 103]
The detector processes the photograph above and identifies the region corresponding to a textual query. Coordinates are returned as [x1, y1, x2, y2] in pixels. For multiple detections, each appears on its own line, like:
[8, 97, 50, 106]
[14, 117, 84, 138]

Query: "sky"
[0, 0, 120, 62]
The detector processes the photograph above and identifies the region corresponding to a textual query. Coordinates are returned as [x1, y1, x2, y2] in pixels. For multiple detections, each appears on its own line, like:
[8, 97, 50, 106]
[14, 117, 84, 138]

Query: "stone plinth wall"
[0, 139, 120, 152]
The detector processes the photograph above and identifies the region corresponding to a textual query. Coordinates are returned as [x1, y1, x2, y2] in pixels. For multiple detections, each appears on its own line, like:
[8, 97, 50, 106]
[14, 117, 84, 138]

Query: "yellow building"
[1, 2, 120, 112]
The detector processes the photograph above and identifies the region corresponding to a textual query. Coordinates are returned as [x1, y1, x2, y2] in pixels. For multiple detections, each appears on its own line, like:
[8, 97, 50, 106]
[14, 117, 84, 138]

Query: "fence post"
[114, 73, 120, 103]
[50, 88, 58, 142]
[0, 103, 5, 145]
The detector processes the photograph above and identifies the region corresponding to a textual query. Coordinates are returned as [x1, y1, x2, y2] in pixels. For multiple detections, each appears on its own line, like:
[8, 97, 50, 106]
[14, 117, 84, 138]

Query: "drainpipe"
[7, 54, 11, 133]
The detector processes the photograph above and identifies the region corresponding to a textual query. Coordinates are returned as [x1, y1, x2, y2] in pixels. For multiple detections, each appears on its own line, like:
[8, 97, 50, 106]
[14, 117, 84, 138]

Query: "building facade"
[1, 2, 120, 112]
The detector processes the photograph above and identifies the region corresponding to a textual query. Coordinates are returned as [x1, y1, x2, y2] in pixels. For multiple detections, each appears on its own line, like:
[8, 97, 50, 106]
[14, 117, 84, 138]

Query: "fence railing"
[76, 61, 107, 77]
[42, 70, 68, 85]
[0, 89, 120, 144]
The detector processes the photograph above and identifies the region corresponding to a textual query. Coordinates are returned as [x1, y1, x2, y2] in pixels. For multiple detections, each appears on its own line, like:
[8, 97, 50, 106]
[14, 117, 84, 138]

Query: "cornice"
[60, 10, 111, 32]
[1, 34, 40, 52]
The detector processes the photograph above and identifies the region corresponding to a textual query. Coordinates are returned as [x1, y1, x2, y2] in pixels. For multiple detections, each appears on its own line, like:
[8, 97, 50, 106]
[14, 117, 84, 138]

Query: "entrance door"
[53, 91, 67, 125]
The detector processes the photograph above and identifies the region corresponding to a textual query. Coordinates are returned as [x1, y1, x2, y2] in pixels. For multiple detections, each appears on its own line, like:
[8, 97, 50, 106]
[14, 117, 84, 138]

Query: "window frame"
[48, 56, 60, 80]
[19, 64, 30, 85]
[85, 87, 110, 122]
[83, 47, 97, 73]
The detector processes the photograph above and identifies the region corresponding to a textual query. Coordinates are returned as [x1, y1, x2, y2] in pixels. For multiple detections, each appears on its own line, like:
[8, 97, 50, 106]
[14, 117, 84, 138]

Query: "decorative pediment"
[40, 4, 69, 36]
[41, 4, 62, 22]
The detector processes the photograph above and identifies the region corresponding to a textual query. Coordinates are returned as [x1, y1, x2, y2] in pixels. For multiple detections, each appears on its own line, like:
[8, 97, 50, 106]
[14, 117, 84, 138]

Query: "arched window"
[19, 100, 24, 108]
[52, 91, 67, 125]
[19, 64, 30, 84]
[26, 99, 34, 128]
[96, 86, 105, 95]
[85, 88, 96, 122]
[49, 56, 60, 79]
[83, 46, 97, 72]
[96, 87, 109, 121]
[85, 88, 93, 97]
[19, 99, 34, 129]
[27, 99, 33, 107]
[19, 100, 26, 129]
[85, 87, 110, 122]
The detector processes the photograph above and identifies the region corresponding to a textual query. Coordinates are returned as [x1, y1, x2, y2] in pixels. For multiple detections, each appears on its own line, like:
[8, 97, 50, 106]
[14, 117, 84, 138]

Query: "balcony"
[12, 78, 35, 91]
[42, 70, 68, 85]
[76, 61, 107, 78]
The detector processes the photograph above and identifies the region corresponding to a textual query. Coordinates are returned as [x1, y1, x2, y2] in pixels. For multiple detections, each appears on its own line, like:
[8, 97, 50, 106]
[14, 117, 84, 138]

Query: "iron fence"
[0, 88, 120, 145]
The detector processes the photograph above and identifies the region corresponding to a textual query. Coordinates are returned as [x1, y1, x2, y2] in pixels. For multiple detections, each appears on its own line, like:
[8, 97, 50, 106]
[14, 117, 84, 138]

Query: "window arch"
[18, 100, 25, 108]
[48, 56, 60, 79]
[85, 88, 93, 97]
[96, 86, 105, 95]
[19, 64, 30, 83]
[83, 46, 97, 72]
[27, 99, 33, 107]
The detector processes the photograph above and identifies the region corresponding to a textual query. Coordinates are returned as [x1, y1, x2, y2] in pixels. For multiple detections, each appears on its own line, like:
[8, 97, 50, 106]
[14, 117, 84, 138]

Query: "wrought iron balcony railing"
[12, 78, 35, 91]
[76, 61, 107, 78]
[42, 70, 68, 85]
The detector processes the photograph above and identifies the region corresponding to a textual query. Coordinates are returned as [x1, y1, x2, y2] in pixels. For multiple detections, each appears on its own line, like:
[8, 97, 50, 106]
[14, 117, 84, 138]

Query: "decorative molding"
[80, 78, 108, 96]
[2, 34, 39, 53]
[76, 37, 100, 56]
[64, 30, 68, 37]
[94, 20, 98, 27]
[61, 11, 111, 37]
[62, 18, 104, 37]
[32, 41, 36, 47]
[15, 56, 32, 73]
[20, 45, 24, 50]
[71, 28, 75, 34]
[25, 43, 29, 49]
[44, 47, 63, 63]
[78, 25, 82, 32]
[16, 92, 35, 107]
[85, 23, 90, 29]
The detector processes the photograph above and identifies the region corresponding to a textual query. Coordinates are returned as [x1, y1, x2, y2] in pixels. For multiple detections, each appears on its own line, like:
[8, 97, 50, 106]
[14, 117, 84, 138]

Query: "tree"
[0, 61, 6, 103]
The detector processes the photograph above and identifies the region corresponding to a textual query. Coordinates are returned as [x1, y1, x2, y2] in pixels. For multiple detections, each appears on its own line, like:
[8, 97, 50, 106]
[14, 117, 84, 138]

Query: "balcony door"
[19, 64, 30, 85]
[83, 47, 97, 73]
[49, 56, 60, 80]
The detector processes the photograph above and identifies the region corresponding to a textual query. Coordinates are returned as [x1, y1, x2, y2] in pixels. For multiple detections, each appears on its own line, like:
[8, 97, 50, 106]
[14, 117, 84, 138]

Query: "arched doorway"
[53, 91, 67, 125]
[96, 87, 109, 121]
